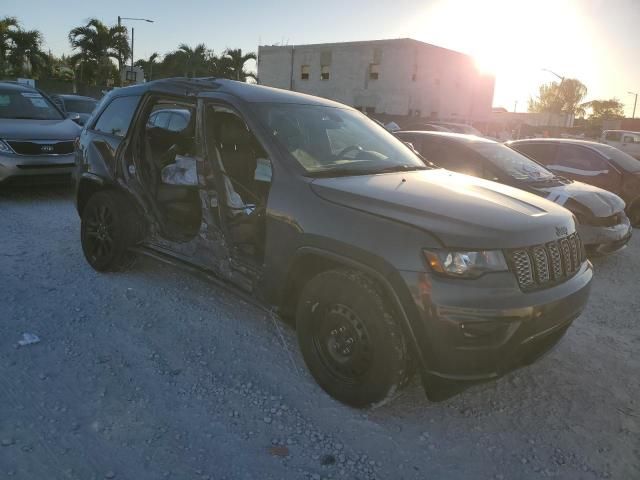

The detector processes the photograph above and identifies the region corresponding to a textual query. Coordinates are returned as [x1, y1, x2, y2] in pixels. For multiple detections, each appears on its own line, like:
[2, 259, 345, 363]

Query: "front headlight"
[424, 249, 508, 278]
[0, 139, 14, 154]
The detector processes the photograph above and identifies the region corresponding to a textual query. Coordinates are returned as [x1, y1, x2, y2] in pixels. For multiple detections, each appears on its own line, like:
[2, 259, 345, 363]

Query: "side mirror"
[68, 112, 81, 123]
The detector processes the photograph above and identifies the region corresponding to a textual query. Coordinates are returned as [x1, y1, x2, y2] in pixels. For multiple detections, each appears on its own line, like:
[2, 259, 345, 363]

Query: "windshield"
[64, 98, 97, 114]
[254, 103, 427, 176]
[0, 89, 64, 120]
[592, 143, 640, 173]
[468, 141, 555, 181]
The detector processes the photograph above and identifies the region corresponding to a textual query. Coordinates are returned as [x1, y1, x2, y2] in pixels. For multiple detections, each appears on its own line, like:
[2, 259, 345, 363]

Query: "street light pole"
[117, 16, 154, 84]
[628, 91, 638, 119]
[130, 27, 134, 80]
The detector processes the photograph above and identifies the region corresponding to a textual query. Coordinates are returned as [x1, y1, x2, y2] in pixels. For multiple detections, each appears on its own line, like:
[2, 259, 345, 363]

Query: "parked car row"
[396, 131, 634, 255]
[0, 82, 82, 186]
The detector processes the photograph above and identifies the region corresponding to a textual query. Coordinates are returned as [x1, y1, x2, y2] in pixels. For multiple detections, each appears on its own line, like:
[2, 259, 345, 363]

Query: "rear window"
[0, 89, 64, 120]
[592, 143, 640, 173]
[93, 95, 140, 137]
[64, 98, 97, 114]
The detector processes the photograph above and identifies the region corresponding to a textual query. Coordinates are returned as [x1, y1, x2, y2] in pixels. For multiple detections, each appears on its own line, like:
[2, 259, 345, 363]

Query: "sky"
[5, 0, 640, 116]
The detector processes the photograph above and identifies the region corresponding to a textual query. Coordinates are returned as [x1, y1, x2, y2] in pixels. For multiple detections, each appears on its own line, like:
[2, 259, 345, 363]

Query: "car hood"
[310, 169, 575, 249]
[0, 118, 81, 140]
[528, 180, 626, 217]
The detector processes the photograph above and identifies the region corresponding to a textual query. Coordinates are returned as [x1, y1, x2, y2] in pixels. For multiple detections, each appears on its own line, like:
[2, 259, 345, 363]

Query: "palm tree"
[174, 43, 210, 77]
[222, 48, 256, 81]
[135, 52, 159, 81]
[68, 18, 129, 85]
[8, 29, 46, 77]
[0, 16, 19, 76]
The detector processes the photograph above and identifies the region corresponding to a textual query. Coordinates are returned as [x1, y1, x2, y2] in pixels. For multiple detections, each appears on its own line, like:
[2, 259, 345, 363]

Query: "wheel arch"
[76, 173, 107, 217]
[76, 174, 148, 241]
[281, 246, 428, 373]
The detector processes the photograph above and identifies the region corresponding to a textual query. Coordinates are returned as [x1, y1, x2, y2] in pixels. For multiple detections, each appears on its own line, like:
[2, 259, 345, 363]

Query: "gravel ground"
[0, 186, 638, 480]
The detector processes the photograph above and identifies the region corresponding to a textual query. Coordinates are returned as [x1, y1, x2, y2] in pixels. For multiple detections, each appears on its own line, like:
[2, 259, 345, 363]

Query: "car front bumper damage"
[399, 261, 593, 384]
[578, 218, 632, 255]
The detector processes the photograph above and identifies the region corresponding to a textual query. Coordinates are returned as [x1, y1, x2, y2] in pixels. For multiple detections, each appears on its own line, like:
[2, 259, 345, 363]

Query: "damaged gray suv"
[75, 78, 593, 406]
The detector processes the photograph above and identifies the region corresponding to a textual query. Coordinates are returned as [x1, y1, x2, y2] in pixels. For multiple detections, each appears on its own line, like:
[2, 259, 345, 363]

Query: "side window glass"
[555, 145, 608, 171]
[93, 95, 140, 137]
[417, 138, 444, 164]
[516, 143, 556, 164]
[439, 143, 483, 177]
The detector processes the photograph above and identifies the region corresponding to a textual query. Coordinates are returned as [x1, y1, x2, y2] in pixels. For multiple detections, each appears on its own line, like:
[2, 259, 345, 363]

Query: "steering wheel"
[336, 145, 364, 159]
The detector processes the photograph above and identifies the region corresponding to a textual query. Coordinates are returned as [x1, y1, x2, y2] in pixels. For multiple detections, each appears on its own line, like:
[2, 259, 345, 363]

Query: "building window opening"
[321, 65, 330, 80]
[369, 64, 380, 80]
[301, 65, 310, 80]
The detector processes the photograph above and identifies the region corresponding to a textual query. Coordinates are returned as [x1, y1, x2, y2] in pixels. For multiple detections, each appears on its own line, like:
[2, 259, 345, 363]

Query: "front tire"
[81, 191, 138, 272]
[296, 269, 410, 407]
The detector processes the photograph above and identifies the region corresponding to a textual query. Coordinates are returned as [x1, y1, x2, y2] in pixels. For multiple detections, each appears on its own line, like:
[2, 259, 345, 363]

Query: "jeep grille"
[508, 233, 585, 291]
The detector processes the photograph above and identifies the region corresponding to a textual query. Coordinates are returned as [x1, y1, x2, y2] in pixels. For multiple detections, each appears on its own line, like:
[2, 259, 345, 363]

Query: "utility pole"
[628, 91, 638, 119]
[130, 27, 134, 82]
[117, 16, 122, 82]
[514, 100, 518, 113]
[117, 16, 154, 84]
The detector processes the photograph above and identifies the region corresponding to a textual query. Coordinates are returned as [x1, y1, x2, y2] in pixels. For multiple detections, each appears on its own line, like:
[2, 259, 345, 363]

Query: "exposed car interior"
[138, 98, 201, 240]
[204, 105, 272, 262]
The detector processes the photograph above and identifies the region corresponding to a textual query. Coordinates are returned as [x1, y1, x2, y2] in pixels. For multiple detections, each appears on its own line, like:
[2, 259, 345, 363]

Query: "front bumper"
[0, 152, 75, 186]
[578, 219, 632, 255]
[399, 261, 593, 381]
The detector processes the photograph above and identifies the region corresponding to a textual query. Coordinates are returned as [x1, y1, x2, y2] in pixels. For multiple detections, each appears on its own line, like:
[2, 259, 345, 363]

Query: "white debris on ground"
[17, 333, 40, 347]
[0, 186, 638, 480]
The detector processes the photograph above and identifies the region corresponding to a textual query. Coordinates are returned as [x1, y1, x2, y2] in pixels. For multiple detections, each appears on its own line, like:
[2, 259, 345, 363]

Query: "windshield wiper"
[309, 164, 428, 178]
[7, 116, 58, 120]
[308, 167, 377, 178]
[371, 164, 429, 174]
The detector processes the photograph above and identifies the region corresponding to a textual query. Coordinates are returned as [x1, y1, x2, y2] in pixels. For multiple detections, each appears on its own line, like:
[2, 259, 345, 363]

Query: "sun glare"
[398, 0, 598, 109]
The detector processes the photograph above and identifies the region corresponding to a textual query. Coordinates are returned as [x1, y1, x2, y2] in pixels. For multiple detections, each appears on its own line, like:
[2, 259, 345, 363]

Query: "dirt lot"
[0, 186, 638, 480]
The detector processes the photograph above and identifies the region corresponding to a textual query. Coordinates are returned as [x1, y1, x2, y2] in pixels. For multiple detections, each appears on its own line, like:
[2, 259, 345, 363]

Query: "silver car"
[600, 130, 640, 159]
[0, 82, 81, 186]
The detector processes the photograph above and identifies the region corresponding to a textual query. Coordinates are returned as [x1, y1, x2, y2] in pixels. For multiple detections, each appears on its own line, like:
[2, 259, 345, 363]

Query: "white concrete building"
[258, 38, 495, 123]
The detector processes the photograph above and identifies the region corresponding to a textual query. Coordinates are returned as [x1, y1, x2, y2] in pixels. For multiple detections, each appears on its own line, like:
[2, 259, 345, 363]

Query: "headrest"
[219, 116, 249, 145]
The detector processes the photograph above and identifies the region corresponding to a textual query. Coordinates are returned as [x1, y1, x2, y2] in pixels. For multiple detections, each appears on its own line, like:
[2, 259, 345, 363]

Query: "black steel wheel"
[296, 269, 410, 407]
[312, 304, 374, 385]
[81, 191, 138, 272]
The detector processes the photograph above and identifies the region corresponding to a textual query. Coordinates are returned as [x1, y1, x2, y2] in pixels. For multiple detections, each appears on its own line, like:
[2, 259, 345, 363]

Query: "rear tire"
[81, 190, 138, 272]
[296, 269, 410, 407]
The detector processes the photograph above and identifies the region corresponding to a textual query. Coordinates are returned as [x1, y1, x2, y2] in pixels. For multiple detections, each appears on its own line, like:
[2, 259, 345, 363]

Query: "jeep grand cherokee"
[74, 78, 593, 406]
